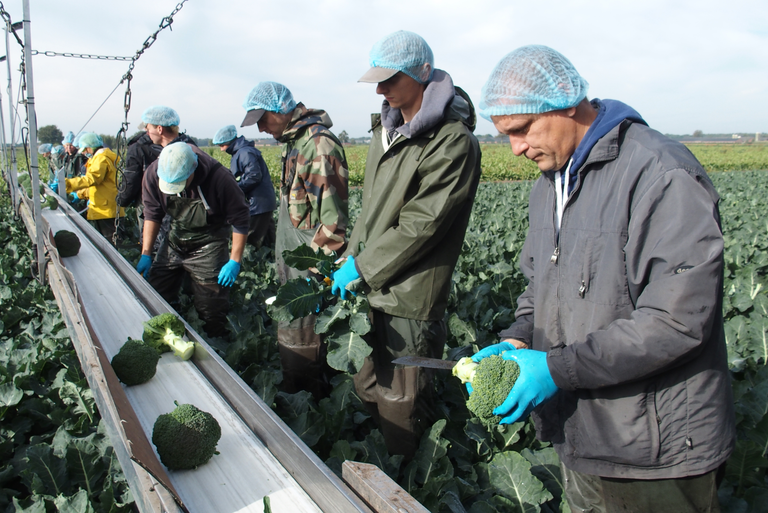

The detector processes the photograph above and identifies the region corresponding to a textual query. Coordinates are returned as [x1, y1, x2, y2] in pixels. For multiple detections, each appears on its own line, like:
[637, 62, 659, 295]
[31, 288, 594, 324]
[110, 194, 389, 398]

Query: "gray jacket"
[500, 118, 735, 479]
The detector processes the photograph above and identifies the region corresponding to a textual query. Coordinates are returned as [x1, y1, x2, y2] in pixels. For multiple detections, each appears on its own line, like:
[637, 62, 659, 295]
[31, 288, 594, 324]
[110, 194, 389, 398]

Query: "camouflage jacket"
[277, 103, 349, 255]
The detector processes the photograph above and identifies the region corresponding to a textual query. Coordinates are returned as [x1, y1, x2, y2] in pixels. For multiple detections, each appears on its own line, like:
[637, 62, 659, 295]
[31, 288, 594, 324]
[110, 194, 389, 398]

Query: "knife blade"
[391, 356, 457, 370]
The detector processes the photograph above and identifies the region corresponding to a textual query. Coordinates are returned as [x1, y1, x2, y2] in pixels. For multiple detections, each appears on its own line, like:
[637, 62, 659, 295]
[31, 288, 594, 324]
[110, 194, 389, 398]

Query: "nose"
[256, 120, 266, 133]
[509, 135, 529, 157]
[375, 82, 387, 95]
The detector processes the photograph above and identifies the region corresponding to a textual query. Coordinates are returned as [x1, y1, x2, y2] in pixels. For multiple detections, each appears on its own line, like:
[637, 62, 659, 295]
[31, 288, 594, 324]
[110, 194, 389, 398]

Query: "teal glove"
[50, 181, 58, 194]
[69, 192, 79, 203]
[495, 349, 558, 425]
[331, 255, 360, 300]
[218, 259, 241, 287]
[136, 254, 152, 278]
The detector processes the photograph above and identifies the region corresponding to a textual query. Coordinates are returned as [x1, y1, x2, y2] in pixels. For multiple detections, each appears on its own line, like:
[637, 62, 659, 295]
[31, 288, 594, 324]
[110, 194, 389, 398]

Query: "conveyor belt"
[24, 191, 375, 513]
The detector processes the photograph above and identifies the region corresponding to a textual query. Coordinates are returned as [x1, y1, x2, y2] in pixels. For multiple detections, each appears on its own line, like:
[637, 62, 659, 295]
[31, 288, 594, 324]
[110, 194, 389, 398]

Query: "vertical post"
[4, 22, 17, 210]
[22, 0, 45, 283]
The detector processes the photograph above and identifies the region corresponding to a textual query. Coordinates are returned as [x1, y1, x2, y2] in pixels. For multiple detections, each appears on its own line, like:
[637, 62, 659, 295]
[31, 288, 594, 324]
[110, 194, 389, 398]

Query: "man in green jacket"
[241, 81, 349, 397]
[331, 31, 482, 458]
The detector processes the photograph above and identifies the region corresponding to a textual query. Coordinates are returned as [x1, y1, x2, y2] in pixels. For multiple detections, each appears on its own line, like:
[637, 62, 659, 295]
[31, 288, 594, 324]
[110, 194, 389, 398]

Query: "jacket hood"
[94, 147, 117, 163]
[381, 69, 475, 139]
[278, 103, 333, 143]
[570, 99, 646, 174]
[226, 135, 254, 155]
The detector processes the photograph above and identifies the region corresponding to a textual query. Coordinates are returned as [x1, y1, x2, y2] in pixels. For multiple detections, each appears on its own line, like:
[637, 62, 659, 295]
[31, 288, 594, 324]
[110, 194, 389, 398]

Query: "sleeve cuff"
[547, 344, 577, 391]
[232, 225, 249, 235]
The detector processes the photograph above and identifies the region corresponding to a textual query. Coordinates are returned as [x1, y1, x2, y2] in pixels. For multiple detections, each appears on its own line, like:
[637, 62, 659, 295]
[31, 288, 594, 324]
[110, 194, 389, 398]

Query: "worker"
[330, 30, 482, 458]
[61, 132, 125, 242]
[212, 124, 276, 249]
[140, 105, 197, 148]
[241, 81, 349, 396]
[62, 132, 87, 178]
[37, 143, 52, 158]
[138, 142, 250, 338]
[473, 45, 734, 512]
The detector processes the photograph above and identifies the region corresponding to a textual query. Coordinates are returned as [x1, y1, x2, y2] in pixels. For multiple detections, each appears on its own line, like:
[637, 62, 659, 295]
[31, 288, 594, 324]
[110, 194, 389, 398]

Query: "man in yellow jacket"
[64, 132, 125, 243]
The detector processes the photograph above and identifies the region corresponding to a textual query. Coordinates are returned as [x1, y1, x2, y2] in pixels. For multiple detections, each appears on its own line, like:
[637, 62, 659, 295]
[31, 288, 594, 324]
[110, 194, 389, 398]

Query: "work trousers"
[562, 462, 726, 513]
[247, 212, 276, 249]
[353, 310, 445, 459]
[149, 239, 230, 338]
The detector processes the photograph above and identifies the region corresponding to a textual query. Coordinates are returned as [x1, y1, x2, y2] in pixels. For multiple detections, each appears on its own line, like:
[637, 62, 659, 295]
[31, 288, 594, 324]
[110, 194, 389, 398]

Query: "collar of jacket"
[226, 135, 251, 155]
[278, 103, 333, 143]
[369, 84, 477, 142]
[542, 119, 634, 187]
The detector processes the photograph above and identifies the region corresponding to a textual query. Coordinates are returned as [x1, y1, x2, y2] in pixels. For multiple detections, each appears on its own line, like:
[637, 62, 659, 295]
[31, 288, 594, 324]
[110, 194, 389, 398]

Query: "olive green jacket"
[347, 77, 481, 321]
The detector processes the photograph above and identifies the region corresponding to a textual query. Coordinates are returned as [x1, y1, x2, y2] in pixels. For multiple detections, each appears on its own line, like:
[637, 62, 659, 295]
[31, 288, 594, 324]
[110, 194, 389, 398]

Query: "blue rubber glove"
[331, 256, 360, 300]
[50, 181, 58, 194]
[494, 349, 558, 425]
[69, 192, 79, 203]
[136, 254, 152, 278]
[218, 259, 241, 287]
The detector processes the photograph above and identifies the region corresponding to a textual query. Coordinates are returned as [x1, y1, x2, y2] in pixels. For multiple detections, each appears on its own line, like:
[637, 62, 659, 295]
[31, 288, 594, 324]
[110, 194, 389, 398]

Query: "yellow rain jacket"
[66, 148, 125, 221]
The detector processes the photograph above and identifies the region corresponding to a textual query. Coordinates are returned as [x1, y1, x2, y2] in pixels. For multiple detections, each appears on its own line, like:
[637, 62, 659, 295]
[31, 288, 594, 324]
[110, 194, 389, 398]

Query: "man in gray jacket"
[474, 45, 734, 512]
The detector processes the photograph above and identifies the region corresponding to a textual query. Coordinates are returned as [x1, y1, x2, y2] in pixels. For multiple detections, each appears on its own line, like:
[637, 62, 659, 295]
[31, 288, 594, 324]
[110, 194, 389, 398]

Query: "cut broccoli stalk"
[142, 313, 195, 361]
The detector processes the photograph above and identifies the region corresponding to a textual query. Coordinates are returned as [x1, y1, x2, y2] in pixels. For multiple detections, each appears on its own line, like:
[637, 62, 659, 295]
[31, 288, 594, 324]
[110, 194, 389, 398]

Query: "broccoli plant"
[152, 401, 221, 470]
[268, 244, 372, 373]
[142, 313, 195, 360]
[111, 338, 161, 386]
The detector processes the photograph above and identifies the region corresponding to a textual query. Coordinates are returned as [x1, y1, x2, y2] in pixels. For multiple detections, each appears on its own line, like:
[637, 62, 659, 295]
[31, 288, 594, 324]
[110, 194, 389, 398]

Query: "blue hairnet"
[141, 105, 180, 127]
[368, 31, 434, 84]
[479, 45, 589, 120]
[62, 131, 75, 144]
[212, 125, 237, 145]
[242, 82, 296, 114]
[52, 145, 64, 156]
[72, 132, 85, 148]
[157, 142, 198, 194]
[37, 143, 52, 154]
[78, 132, 103, 149]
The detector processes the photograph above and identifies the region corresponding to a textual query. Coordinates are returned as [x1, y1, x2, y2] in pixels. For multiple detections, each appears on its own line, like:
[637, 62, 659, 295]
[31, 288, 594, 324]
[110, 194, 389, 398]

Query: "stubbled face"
[375, 72, 424, 114]
[492, 109, 579, 172]
[257, 111, 292, 140]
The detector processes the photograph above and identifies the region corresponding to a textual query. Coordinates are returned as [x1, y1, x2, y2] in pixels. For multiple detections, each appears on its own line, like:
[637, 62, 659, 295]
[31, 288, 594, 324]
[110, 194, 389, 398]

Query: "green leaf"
[53, 488, 96, 513]
[59, 382, 95, 425]
[521, 447, 564, 504]
[282, 244, 336, 271]
[274, 391, 325, 447]
[725, 440, 768, 495]
[350, 430, 404, 481]
[0, 383, 24, 408]
[269, 278, 324, 323]
[487, 451, 553, 512]
[403, 419, 451, 486]
[326, 329, 372, 374]
[349, 311, 372, 336]
[22, 444, 70, 496]
[314, 302, 350, 334]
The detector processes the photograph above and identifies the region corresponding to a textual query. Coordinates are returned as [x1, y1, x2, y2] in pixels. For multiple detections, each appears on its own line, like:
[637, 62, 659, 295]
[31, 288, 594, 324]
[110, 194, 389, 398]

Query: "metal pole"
[4, 22, 17, 210]
[22, 0, 44, 282]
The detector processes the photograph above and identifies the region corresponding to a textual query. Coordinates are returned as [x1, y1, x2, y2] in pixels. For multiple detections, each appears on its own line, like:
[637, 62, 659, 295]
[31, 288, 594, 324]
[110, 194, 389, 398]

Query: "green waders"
[353, 311, 445, 459]
[275, 194, 331, 397]
[149, 188, 231, 338]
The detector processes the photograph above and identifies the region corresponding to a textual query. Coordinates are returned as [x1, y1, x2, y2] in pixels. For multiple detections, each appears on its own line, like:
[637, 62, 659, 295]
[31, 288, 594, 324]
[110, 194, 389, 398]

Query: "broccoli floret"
[111, 338, 160, 386]
[45, 195, 58, 210]
[152, 401, 221, 470]
[465, 354, 520, 428]
[54, 230, 81, 257]
[142, 313, 195, 360]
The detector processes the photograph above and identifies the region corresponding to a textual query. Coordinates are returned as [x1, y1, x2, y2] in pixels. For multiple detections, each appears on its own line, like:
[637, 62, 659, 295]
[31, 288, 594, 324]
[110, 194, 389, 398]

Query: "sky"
[1, 0, 766, 143]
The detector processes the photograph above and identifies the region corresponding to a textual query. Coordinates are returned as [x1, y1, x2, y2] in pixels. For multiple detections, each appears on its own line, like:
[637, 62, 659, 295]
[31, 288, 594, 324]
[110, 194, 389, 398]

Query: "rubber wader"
[275, 193, 330, 397]
[149, 188, 231, 337]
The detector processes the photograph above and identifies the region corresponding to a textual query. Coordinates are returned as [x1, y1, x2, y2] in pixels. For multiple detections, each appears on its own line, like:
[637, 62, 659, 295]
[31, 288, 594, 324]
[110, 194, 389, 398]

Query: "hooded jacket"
[346, 70, 482, 321]
[66, 148, 125, 221]
[277, 104, 349, 254]
[116, 132, 162, 207]
[226, 136, 276, 216]
[500, 99, 735, 479]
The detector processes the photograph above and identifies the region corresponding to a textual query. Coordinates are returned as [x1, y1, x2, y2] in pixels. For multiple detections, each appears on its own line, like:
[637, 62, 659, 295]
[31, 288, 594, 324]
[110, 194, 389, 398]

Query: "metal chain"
[113, 0, 189, 245]
[0, 2, 24, 48]
[31, 50, 132, 61]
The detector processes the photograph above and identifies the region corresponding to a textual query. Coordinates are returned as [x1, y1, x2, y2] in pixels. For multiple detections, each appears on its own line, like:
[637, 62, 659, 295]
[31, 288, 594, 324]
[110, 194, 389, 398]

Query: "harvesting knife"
[391, 356, 457, 370]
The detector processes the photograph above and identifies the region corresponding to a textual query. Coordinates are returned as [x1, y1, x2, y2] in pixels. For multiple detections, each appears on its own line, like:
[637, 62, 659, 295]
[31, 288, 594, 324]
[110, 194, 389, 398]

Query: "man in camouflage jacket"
[241, 81, 349, 396]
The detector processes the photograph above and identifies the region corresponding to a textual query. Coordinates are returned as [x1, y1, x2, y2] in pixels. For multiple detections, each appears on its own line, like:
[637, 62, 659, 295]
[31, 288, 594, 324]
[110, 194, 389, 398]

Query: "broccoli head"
[111, 338, 160, 386]
[54, 230, 81, 257]
[45, 195, 58, 210]
[142, 313, 195, 360]
[152, 401, 221, 470]
[465, 354, 520, 428]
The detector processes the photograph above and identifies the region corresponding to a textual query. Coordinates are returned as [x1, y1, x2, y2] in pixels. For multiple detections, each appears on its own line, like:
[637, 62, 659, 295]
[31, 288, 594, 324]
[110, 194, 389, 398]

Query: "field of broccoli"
[4, 147, 768, 512]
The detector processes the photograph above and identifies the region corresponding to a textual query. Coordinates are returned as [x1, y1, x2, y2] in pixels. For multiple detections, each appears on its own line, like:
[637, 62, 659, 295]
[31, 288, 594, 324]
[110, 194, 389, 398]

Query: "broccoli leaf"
[269, 278, 324, 323]
[22, 444, 71, 496]
[282, 245, 336, 272]
[487, 451, 553, 512]
[325, 329, 371, 374]
[350, 430, 403, 481]
[315, 302, 350, 334]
